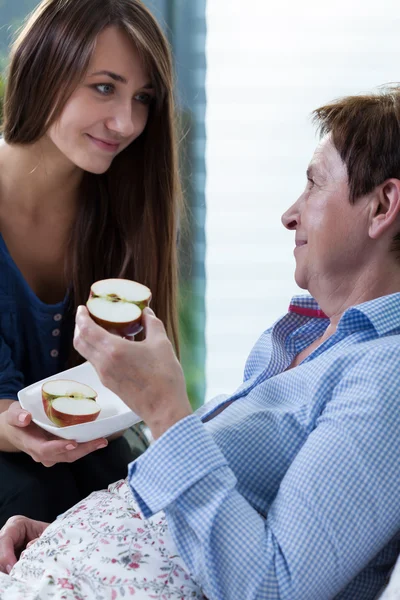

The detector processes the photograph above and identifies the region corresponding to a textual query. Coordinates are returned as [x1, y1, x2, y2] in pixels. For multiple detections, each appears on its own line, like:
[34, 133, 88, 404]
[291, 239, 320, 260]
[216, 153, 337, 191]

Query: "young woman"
[0, 0, 182, 527]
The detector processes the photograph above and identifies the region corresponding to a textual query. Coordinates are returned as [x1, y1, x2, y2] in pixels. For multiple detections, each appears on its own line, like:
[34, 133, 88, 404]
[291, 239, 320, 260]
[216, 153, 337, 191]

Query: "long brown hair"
[2, 0, 182, 357]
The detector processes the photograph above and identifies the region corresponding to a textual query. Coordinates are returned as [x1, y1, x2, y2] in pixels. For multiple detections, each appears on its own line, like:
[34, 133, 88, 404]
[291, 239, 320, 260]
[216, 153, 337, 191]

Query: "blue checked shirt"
[128, 293, 400, 599]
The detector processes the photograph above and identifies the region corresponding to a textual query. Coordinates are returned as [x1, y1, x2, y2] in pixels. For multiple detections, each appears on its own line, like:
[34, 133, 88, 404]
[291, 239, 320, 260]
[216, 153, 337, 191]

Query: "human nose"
[105, 101, 136, 138]
[281, 195, 303, 230]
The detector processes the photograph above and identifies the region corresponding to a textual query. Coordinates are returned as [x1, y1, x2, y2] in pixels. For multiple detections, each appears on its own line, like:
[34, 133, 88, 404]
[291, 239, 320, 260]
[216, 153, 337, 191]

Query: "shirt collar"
[288, 293, 400, 337]
[288, 296, 328, 319]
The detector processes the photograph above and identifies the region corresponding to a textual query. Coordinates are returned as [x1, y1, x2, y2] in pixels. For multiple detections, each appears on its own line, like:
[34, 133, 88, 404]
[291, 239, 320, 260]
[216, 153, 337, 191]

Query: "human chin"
[293, 265, 308, 290]
[60, 147, 113, 174]
[81, 159, 113, 175]
[74, 139, 120, 174]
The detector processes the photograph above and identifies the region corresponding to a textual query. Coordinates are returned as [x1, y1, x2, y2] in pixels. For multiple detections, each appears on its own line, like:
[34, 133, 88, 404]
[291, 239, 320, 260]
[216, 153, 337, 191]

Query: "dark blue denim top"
[0, 232, 72, 400]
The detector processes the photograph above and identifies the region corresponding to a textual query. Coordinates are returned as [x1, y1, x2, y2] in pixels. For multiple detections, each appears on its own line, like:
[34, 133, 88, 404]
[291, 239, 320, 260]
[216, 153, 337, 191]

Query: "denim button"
[52, 329, 60, 337]
[50, 349, 59, 358]
[54, 313, 62, 322]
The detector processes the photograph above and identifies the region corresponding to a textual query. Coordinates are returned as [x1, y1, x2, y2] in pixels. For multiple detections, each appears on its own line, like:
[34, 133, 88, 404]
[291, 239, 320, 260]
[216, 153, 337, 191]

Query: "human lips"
[294, 239, 307, 254]
[86, 134, 120, 153]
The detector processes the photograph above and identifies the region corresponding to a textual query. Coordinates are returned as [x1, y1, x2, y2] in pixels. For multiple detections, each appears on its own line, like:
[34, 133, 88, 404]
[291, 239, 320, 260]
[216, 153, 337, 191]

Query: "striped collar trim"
[288, 304, 328, 319]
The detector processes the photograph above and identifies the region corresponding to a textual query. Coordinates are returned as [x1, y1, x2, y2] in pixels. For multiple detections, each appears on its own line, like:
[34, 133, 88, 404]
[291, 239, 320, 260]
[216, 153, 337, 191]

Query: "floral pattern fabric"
[0, 479, 205, 600]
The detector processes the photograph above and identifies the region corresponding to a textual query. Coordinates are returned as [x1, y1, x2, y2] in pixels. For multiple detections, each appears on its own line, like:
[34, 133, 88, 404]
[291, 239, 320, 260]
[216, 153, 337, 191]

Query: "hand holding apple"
[3, 402, 108, 467]
[0, 515, 49, 573]
[73, 305, 193, 440]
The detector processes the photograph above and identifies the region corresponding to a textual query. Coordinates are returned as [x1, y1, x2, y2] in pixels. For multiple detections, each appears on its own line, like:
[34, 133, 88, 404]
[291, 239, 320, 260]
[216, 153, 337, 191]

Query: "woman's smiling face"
[281, 135, 372, 294]
[46, 25, 155, 174]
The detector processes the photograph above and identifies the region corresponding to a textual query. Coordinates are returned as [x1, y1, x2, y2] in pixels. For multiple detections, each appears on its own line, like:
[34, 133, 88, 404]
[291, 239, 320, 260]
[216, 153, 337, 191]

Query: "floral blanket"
[0, 479, 205, 600]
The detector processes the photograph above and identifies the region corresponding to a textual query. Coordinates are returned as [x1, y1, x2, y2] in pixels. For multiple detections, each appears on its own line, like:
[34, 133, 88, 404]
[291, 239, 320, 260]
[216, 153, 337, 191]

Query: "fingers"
[0, 516, 29, 573]
[75, 305, 106, 343]
[142, 307, 167, 340]
[74, 305, 128, 380]
[6, 402, 32, 428]
[0, 516, 50, 573]
[0, 534, 17, 573]
[28, 436, 108, 466]
[5, 384, 109, 467]
[8, 418, 108, 466]
[75, 305, 166, 362]
[28, 519, 49, 539]
[74, 306, 115, 363]
[50, 437, 109, 464]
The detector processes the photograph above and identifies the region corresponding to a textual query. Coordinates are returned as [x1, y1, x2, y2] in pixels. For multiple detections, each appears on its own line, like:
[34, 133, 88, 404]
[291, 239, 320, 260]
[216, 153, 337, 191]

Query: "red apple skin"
[42, 395, 51, 420]
[41, 384, 97, 421]
[50, 405, 101, 427]
[86, 289, 152, 337]
[88, 310, 143, 337]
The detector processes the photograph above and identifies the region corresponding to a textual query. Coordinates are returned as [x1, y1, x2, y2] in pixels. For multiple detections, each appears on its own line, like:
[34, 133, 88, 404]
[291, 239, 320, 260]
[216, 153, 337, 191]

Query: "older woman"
[2, 88, 400, 600]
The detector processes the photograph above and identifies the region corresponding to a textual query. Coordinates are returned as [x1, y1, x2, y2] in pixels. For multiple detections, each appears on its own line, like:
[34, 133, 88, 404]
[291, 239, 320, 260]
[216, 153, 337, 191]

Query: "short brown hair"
[313, 87, 400, 203]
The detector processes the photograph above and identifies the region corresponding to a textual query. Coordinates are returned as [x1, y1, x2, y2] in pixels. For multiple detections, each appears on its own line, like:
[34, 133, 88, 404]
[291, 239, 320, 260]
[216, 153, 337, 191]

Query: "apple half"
[50, 397, 100, 428]
[86, 278, 152, 337]
[42, 380, 100, 427]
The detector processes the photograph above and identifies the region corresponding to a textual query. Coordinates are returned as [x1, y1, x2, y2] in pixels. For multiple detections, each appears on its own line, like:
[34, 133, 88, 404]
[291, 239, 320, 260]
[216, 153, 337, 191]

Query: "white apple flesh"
[50, 398, 101, 427]
[41, 379, 99, 427]
[86, 278, 152, 337]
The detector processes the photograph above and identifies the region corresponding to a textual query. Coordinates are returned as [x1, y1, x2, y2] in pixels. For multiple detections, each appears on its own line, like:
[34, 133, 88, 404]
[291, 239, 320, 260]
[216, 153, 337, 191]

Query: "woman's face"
[46, 26, 154, 174]
[281, 136, 372, 295]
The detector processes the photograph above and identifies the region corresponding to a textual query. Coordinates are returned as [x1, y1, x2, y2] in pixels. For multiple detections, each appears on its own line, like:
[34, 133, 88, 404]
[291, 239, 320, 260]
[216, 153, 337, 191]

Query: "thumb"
[142, 307, 165, 339]
[6, 402, 32, 428]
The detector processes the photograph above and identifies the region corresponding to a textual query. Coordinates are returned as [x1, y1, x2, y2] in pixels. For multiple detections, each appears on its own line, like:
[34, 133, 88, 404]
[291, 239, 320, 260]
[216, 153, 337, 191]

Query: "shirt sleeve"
[0, 334, 25, 400]
[128, 345, 400, 600]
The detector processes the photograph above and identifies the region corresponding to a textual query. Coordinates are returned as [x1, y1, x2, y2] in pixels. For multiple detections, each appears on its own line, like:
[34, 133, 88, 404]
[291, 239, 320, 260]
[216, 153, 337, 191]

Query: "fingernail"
[18, 413, 27, 423]
[144, 307, 155, 316]
[96, 443, 108, 450]
[6, 565, 12, 574]
[66, 444, 76, 451]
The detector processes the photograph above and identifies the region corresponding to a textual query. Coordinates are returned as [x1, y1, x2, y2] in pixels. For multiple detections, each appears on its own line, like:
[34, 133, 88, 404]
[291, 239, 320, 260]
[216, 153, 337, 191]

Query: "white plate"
[18, 361, 141, 443]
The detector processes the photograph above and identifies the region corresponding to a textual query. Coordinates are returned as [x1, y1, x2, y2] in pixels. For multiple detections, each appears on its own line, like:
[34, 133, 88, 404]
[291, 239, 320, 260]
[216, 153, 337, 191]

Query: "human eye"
[92, 83, 115, 96]
[134, 92, 154, 105]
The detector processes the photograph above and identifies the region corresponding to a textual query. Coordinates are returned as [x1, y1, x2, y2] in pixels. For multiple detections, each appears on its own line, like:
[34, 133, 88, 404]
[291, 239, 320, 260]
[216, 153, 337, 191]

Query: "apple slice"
[42, 380, 98, 426]
[86, 278, 152, 337]
[50, 397, 101, 427]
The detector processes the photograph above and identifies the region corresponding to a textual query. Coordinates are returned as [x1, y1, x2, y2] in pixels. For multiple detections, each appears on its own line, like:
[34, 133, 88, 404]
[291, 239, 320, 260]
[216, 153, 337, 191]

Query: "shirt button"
[53, 313, 62, 322]
[52, 329, 60, 337]
[50, 349, 59, 358]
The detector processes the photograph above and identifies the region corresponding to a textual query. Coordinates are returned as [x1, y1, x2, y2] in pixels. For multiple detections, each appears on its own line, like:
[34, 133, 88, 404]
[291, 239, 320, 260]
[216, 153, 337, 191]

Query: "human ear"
[369, 179, 400, 240]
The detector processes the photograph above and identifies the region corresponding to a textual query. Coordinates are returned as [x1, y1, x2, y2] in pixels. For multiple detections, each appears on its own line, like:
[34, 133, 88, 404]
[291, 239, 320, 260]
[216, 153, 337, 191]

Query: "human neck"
[312, 261, 400, 332]
[0, 137, 83, 216]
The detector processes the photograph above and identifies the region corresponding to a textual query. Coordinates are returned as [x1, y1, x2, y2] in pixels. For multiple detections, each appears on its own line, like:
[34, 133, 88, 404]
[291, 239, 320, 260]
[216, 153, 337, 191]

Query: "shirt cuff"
[128, 414, 230, 518]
